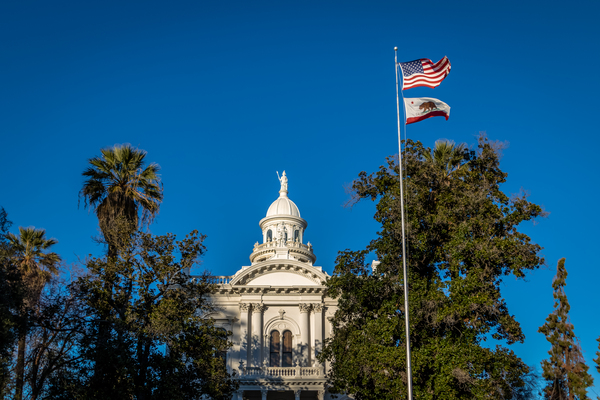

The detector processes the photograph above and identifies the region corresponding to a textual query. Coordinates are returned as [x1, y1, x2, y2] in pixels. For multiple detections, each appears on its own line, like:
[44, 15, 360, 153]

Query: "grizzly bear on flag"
[404, 97, 450, 125]
[419, 101, 436, 112]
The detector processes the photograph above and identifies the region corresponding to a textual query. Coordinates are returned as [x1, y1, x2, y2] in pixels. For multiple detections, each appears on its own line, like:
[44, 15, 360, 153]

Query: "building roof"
[266, 190, 301, 218]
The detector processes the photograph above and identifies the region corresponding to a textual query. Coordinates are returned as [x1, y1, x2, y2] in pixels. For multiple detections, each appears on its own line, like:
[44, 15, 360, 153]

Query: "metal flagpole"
[395, 46, 413, 400]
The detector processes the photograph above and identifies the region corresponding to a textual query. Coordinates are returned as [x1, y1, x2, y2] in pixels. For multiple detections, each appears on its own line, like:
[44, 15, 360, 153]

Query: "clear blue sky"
[2, 0, 599, 395]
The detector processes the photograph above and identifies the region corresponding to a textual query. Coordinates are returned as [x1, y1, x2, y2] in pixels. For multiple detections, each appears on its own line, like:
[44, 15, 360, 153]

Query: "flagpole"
[395, 46, 414, 400]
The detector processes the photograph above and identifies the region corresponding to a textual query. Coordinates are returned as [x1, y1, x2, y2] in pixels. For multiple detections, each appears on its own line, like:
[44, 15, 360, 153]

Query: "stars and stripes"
[399, 56, 451, 90]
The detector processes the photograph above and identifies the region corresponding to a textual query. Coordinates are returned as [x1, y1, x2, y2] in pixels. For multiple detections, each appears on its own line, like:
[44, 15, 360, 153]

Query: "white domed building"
[203, 172, 343, 400]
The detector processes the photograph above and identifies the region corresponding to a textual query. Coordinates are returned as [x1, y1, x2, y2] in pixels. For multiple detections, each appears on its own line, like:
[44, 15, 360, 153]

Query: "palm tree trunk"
[15, 325, 26, 400]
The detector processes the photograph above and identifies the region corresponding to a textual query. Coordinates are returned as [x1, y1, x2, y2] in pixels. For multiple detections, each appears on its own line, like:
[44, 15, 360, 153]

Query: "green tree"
[79, 144, 163, 389]
[0, 207, 21, 396]
[23, 276, 87, 400]
[79, 144, 163, 252]
[50, 222, 236, 400]
[423, 139, 467, 177]
[538, 258, 593, 399]
[5, 227, 61, 400]
[319, 136, 545, 399]
[594, 337, 600, 374]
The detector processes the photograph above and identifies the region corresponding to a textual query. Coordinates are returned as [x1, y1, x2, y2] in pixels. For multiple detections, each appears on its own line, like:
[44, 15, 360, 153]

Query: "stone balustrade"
[253, 241, 312, 251]
[240, 366, 324, 378]
[249, 240, 316, 265]
[208, 275, 233, 285]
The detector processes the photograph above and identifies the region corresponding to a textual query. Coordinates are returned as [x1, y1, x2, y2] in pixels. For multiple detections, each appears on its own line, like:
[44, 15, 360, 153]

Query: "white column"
[261, 389, 268, 400]
[239, 303, 250, 369]
[252, 303, 267, 367]
[236, 389, 244, 400]
[299, 303, 312, 366]
[313, 303, 324, 365]
[294, 389, 302, 400]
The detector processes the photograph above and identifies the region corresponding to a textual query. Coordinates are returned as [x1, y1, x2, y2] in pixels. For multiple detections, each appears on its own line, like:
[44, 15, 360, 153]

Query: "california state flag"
[404, 97, 450, 125]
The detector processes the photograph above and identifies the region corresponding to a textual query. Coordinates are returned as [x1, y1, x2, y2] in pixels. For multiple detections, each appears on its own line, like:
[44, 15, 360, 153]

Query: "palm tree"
[6, 227, 61, 400]
[423, 139, 467, 178]
[79, 144, 163, 250]
[80, 145, 162, 386]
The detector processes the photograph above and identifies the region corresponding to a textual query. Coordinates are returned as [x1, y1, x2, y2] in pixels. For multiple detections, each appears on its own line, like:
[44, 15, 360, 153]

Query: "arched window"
[270, 331, 280, 367]
[294, 230, 299, 242]
[282, 330, 293, 367]
[266, 229, 272, 242]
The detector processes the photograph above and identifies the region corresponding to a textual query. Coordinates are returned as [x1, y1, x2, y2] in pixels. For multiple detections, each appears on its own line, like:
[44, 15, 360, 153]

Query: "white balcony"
[239, 366, 324, 378]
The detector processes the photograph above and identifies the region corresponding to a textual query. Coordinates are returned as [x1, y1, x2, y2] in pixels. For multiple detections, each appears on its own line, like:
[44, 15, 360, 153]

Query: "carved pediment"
[247, 271, 316, 286]
[229, 261, 327, 287]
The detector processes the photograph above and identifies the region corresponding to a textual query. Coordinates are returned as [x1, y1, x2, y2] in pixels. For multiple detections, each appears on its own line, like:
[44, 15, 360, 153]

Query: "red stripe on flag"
[406, 110, 449, 125]
[404, 69, 449, 83]
[403, 81, 445, 90]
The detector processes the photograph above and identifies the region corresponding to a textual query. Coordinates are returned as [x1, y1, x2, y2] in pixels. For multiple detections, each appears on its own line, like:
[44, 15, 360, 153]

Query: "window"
[266, 229, 272, 241]
[282, 330, 293, 367]
[270, 331, 280, 367]
[294, 230, 299, 242]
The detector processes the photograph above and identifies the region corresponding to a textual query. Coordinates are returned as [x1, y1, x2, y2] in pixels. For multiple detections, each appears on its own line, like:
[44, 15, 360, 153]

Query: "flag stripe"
[404, 73, 448, 83]
[406, 110, 449, 125]
[405, 66, 449, 78]
[404, 75, 448, 84]
[399, 56, 451, 90]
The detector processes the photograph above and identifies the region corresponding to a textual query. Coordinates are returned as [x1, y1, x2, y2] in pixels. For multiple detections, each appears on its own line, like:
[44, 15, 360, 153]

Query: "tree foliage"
[22, 277, 87, 400]
[5, 226, 61, 400]
[538, 258, 593, 399]
[595, 337, 600, 374]
[320, 137, 545, 399]
[48, 221, 237, 400]
[0, 207, 20, 396]
[79, 144, 163, 249]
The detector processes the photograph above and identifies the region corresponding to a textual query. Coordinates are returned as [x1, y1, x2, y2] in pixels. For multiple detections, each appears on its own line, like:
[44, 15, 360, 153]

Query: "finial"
[394, 46, 398, 51]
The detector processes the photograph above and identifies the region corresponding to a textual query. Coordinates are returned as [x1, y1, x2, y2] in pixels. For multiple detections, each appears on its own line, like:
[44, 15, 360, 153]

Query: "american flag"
[398, 56, 451, 90]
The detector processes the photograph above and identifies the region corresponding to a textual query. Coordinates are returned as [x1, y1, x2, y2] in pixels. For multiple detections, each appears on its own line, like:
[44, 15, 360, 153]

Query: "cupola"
[249, 172, 316, 265]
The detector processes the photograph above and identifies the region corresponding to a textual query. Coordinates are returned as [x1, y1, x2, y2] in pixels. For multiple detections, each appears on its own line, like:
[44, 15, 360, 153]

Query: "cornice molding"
[212, 286, 327, 296]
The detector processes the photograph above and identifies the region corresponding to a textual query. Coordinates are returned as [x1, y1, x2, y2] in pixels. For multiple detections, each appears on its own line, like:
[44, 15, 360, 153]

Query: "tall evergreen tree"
[539, 258, 593, 399]
[319, 136, 545, 399]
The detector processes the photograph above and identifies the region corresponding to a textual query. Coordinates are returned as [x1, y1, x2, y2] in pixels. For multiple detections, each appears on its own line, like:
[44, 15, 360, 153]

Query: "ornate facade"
[203, 172, 346, 400]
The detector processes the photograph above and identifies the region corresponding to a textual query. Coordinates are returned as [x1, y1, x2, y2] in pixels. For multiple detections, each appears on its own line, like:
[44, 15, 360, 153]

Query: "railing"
[240, 366, 324, 378]
[253, 241, 313, 251]
[208, 276, 233, 285]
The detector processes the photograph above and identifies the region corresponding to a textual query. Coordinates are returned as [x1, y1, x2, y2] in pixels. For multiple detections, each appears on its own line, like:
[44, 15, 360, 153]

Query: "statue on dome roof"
[277, 170, 288, 192]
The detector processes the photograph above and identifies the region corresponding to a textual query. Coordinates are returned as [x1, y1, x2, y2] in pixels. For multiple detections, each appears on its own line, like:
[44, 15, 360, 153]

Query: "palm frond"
[80, 144, 163, 234]
[6, 226, 61, 278]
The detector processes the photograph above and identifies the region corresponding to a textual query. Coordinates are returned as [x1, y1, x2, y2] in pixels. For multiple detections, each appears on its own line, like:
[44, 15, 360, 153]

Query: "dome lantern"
[250, 172, 315, 265]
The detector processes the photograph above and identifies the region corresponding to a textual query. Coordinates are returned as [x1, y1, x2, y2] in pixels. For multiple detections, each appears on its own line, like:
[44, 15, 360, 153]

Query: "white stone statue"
[277, 170, 288, 192]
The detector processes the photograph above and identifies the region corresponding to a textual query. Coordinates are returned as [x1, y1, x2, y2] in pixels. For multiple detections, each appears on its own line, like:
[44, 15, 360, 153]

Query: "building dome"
[253, 171, 314, 265]
[266, 192, 301, 217]
[265, 171, 301, 217]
